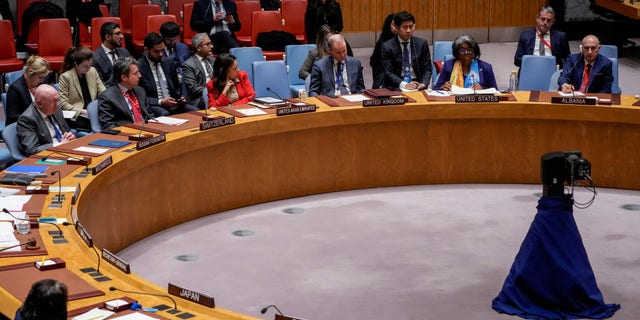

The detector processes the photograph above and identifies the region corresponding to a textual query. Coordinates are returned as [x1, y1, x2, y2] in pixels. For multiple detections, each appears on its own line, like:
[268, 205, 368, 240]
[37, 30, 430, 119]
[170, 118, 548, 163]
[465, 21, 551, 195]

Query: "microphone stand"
[2, 208, 63, 236]
[109, 286, 178, 311]
[50, 171, 64, 204]
[266, 87, 290, 107]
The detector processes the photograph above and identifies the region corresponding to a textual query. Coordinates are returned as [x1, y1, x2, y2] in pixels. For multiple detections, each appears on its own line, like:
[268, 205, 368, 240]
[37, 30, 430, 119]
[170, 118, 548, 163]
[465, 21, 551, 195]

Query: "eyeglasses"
[458, 48, 474, 54]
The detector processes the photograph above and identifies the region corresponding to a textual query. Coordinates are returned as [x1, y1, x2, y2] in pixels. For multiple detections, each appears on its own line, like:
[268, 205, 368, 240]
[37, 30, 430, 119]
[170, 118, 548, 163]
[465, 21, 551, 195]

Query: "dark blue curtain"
[492, 195, 620, 319]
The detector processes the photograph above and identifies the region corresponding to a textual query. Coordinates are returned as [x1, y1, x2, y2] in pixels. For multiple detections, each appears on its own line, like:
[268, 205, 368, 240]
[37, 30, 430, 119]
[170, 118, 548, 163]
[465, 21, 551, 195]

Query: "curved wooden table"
[2, 91, 640, 318]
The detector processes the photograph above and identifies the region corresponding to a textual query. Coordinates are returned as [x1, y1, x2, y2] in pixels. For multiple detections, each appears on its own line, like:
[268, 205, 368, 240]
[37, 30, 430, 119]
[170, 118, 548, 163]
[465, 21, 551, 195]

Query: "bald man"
[558, 35, 613, 94]
[17, 84, 76, 157]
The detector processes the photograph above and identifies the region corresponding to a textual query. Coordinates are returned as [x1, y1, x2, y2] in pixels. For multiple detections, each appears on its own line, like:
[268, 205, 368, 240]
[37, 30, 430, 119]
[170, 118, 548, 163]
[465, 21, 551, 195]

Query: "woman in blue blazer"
[435, 34, 497, 91]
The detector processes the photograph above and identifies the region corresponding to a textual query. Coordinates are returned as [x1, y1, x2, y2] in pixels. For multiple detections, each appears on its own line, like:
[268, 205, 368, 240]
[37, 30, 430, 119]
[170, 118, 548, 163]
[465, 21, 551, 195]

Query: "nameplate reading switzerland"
[91, 155, 113, 175]
[200, 116, 235, 131]
[454, 95, 500, 103]
[276, 104, 317, 116]
[136, 134, 166, 150]
[102, 248, 131, 274]
[551, 96, 597, 105]
[362, 97, 406, 107]
[75, 222, 94, 248]
[168, 283, 215, 308]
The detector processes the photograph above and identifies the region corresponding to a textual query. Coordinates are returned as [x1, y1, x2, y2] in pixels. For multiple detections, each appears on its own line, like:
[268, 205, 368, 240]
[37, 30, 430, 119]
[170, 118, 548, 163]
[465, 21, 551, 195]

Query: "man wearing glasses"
[93, 22, 131, 87]
[380, 11, 432, 91]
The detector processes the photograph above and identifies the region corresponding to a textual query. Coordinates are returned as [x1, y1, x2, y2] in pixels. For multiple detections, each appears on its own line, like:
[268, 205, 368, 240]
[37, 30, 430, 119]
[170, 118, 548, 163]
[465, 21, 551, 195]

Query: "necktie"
[539, 33, 546, 56]
[125, 90, 144, 122]
[402, 42, 411, 82]
[203, 59, 213, 79]
[109, 50, 118, 65]
[49, 116, 62, 142]
[154, 63, 169, 99]
[580, 64, 592, 92]
[335, 62, 348, 95]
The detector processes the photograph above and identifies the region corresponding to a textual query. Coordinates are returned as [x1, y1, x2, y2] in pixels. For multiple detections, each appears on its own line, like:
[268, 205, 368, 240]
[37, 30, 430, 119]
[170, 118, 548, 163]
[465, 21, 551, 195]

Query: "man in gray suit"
[98, 57, 153, 130]
[182, 33, 215, 109]
[309, 34, 365, 97]
[17, 84, 76, 157]
[93, 22, 131, 87]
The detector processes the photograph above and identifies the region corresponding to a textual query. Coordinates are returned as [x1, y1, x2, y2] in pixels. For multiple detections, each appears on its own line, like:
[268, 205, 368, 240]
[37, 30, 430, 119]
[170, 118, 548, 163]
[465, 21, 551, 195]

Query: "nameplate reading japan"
[551, 96, 597, 105]
[102, 248, 131, 274]
[454, 95, 500, 103]
[168, 283, 215, 308]
[136, 134, 166, 150]
[199, 116, 235, 131]
[91, 155, 113, 175]
[276, 104, 317, 116]
[76, 222, 93, 248]
[362, 97, 406, 107]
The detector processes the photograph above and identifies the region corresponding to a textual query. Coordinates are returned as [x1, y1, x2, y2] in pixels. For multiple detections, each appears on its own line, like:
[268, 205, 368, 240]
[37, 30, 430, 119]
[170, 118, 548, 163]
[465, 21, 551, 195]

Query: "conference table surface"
[1, 90, 640, 319]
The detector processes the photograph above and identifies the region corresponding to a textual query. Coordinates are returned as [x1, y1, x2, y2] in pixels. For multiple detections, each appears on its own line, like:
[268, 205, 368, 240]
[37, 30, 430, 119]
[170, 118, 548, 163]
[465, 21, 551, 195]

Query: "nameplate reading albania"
[551, 96, 597, 105]
[102, 248, 131, 274]
[91, 155, 113, 175]
[136, 134, 166, 150]
[168, 283, 215, 308]
[200, 116, 235, 131]
[276, 104, 317, 116]
[454, 95, 500, 103]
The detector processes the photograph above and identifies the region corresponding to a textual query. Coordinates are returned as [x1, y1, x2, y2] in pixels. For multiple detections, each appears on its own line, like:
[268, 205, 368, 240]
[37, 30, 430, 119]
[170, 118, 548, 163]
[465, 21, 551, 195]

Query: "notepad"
[237, 108, 268, 116]
[5, 165, 48, 174]
[89, 139, 132, 148]
[148, 116, 189, 126]
[73, 146, 110, 155]
[71, 307, 115, 320]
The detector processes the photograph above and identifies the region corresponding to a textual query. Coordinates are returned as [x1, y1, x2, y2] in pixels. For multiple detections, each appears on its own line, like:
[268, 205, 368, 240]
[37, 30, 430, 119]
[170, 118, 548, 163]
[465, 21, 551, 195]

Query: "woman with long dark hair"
[15, 279, 68, 320]
[206, 53, 255, 108]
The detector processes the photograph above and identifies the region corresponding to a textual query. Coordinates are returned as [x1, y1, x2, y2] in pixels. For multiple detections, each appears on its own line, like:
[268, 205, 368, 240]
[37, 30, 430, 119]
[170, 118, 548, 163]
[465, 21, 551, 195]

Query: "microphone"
[42, 151, 91, 172]
[50, 171, 64, 203]
[261, 305, 284, 316]
[471, 73, 476, 94]
[2, 208, 62, 236]
[266, 87, 290, 106]
[109, 286, 177, 311]
[560, 50, 584, 94]
[0, 237, 38, 252]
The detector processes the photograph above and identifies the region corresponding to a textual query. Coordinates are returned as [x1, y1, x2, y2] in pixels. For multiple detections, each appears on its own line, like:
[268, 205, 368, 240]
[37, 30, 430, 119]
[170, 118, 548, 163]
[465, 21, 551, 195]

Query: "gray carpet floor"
[119, 184, 640, 320]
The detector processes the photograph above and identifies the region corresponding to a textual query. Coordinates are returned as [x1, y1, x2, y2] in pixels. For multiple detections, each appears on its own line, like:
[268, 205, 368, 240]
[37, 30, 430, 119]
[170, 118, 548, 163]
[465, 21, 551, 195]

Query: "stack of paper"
[71, 308, 115, 320]
[0, 222, 19, 252]
[450, 85, 499, 95]
[149, 116, 189, 126]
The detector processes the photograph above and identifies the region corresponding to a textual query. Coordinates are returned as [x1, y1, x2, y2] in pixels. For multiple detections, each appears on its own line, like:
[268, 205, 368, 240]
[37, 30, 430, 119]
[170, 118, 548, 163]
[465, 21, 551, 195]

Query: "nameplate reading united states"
[551, 96, 597, 105]
[136, 134, 166, 150]
[200, 116, 235, 131]
[91, 155, 113, 175]
[362, 97, 406, 107]
[76, 222, 93, 248]
[102, 248, 131, 274]
[454, 95, 500, 103]
[168, 283, 215, 308]
[276, 104, 317, 116]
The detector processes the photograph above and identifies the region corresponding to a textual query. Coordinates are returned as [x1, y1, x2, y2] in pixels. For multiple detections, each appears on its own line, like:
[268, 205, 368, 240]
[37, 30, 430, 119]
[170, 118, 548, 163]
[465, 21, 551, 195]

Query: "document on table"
[73, 146, 110, 155]
[71, 307, 115, 320]
[0, 222, 19, 251]
[149, 116, 189, 126]
[558, 91, 585, 97]
[237, 108, 268, 116]
[426, 90, 451, 96]
[0, 195, 31, 212]
[0, 187, 21, 196]
[342, 94, 369, 102]
[450, 85, 499, 95]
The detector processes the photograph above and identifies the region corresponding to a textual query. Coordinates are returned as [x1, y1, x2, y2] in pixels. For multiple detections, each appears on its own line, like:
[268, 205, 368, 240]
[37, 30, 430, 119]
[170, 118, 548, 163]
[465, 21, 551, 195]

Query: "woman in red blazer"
[206, 53, 255, 108]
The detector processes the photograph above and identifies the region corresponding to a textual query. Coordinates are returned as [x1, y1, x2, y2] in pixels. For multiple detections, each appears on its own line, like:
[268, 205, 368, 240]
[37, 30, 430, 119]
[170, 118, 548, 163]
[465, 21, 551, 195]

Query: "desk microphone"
[260, 305, 307, 320]
[2, 208, 63, 236]
[109, 286, 177, 311]
[559, 50, 584, 94]
[261, 304, 284, 316]
[0, 237, 38, 252]
[42, 151, 91, 172]
[471, 73, 477, 94]
[50, 171, 63, 203]
[266, 87, 290, 106]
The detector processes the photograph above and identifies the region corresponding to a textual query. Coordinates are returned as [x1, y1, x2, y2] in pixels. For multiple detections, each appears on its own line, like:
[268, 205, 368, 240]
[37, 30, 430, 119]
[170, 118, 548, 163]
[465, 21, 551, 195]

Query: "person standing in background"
[305, 0, 343, 45]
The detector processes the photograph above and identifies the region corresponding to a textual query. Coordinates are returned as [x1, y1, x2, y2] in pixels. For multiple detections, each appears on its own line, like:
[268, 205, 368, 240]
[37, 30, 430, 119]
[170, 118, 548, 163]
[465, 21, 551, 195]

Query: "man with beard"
[93, 22, 131, 87]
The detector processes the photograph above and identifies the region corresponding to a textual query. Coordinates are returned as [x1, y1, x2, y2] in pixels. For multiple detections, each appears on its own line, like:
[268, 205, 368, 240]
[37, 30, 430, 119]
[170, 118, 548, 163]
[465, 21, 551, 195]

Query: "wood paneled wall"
[342, 0, 547, 32]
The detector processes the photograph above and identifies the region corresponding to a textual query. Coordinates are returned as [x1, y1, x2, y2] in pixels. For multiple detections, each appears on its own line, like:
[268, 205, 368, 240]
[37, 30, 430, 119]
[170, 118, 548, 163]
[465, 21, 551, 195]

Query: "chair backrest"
[147, 14, 177, 35]
[609, 57, 621, 94]
[236, 1, 262, 40]
[87, 100, 102, 133]
[17, 0, 46, 36]
[548, 69, 562, 91]
[5, 70, 25, 88]
[518, 55, 556, 91]
[2, 93, 7, 119]
[281, 0, 306, 42]
[598, 45, 618, 59]
[120, 0, 149, 33]
[230, 47, 265, 85]
[90, 17, 121, 50]
[251, 11, 283, 47]
[285, 44, 314, 86]
[0, 20, 19, 60]
[1, 123, 27, 162]
[182, 3, 196, 47]
[252, 60, 291, 98]
[131, 5, 162, 42]
[167, 0, 189, 25]
[38, 19, 72, 56]
[433, 41, 453, 61]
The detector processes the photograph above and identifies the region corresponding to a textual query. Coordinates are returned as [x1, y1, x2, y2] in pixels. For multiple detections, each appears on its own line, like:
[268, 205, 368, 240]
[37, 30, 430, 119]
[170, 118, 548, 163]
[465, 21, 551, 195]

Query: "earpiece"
[579, 44, 583, 54]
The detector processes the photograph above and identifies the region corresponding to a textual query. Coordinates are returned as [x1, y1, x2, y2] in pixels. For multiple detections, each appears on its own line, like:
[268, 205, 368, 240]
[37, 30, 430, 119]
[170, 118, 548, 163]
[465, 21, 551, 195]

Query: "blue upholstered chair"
[518, 55, 556, 91]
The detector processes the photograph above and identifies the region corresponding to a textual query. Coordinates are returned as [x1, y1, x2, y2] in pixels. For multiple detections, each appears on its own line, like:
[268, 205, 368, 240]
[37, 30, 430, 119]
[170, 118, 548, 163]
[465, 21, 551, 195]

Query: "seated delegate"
[206, 53, 255, 108]
[435, 34, 497, 91]
[558, 35, 613, 94]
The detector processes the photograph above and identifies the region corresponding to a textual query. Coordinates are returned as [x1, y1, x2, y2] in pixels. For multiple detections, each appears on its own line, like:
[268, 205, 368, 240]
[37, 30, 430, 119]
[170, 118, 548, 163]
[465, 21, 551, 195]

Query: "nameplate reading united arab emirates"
[76, 222, 93, 248]
[455, 95, 500, 103]
[200, 116, 235, 131]
[168, 283, 215, 308]
[136, 134, 166, 150]
[551, 96, 597, 105]
[276, 104, 317, 116]
[362, 97, 406, 107]
[102, 248, 131, 274]
[91, 155, 113, 175]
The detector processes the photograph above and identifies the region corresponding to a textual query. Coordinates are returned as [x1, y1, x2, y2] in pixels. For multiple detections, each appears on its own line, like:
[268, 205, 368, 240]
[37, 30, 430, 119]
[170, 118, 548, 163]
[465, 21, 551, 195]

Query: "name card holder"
[276, 104, 317, 116]
[76, 222, 94, 248]
[35, 257, 66, 271]
[362, 97, 406, 107]
[200, 116, 235, 131]
[551, 96, 597, 105]
[136, 134, 166, 151]
[454, 94, 500, 103]
[102, 248, 131, 274]
[92, 155, 113, 175]
[168, 283, 215, 308]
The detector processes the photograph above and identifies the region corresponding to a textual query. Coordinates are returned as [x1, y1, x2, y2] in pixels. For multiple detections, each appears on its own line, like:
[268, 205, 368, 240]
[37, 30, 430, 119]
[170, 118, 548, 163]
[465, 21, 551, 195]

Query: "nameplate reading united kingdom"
[199, 116, 235, 131]
[76, 222, 93, 248]
[91, 155, 113, 175]
[102, 248, 131, 274]
[136, 134, 166, 150]
[454, 95, 500, 103]
[168, 283, 215, 308]
[276, 104, 317, 116]
[362, 97, 406, 107]
[551, 96, 597, 105]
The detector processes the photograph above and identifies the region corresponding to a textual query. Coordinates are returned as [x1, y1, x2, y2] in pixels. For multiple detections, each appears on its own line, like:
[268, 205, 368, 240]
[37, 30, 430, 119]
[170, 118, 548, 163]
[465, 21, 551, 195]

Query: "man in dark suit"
[17, 84, 76, 157]
[190, 0, 240, 54]
[138, 32, 198, 117]
[559, 35, 613, 94]
[309, 34, 365, 97]
[182, 33, 215, 109]
[160, 21, 190, 73]
[514, 6, 570, 69]
[98, 57, 153, 130]
[93, 22, 131, 87]
[380, 11, 432, 91]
